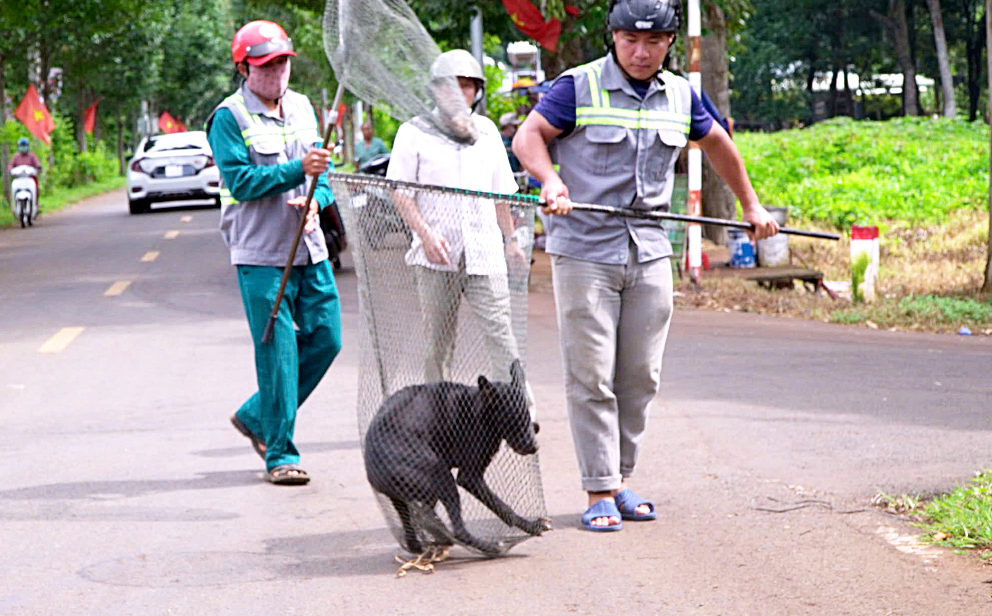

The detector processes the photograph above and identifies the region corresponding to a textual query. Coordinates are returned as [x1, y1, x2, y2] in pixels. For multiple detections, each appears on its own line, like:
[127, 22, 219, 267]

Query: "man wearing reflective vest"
[207, 20, 341, 485]
[513, 0, 779, 531]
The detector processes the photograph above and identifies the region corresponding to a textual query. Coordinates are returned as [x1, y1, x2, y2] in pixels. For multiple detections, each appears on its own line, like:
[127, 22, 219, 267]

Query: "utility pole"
[470, 6, 486, 115]
[687, 0, 703, 284]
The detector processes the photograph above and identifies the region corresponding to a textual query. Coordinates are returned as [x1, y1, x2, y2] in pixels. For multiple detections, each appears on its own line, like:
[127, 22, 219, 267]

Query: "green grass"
[917, 470, 992, 558]
[829, 294, 992, 330]
[736, 117, 991, 228]
[1, 175, 127, 228]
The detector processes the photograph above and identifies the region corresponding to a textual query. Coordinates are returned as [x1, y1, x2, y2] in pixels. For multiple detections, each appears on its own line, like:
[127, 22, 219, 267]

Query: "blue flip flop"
[614, 489, 657, 521]
[581, 499, 623, 532]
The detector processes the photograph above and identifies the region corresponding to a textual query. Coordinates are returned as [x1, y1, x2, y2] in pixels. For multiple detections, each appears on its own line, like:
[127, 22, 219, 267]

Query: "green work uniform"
[208, 84, 342, 471]
[354, 136, 389, 169]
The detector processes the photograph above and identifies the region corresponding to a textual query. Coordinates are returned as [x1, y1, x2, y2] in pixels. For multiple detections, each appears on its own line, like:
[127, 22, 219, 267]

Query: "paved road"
[1, 190, 991, 615]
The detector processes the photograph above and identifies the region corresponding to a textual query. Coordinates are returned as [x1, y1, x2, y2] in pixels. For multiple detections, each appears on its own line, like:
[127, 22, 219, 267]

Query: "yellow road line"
[141, 251, 160, 262]
[39, 327, 84, 354]
[104, 281, 132, 296]
[164, 230, 179, 239]
[180, 216, 192, 223]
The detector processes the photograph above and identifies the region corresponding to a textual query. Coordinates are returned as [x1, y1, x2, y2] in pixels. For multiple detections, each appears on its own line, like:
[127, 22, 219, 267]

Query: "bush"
[3, 114, 121, 201]
[736, 117, 990, 229]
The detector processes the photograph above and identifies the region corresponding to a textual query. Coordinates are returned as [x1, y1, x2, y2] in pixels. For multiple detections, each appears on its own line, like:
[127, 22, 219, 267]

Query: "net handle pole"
[261, 85, 344, 345]
[326, 172, 841, 241]
[567, 203, 841, 241]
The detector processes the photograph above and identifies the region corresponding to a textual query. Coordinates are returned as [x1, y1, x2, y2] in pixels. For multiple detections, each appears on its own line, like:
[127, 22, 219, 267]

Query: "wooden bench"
[741, 266, 824, 292]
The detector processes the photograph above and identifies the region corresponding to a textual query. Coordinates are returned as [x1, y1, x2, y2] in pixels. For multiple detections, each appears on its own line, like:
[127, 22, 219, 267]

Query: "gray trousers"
[551, 253, 674, 493]
[414, 265, 520, 384]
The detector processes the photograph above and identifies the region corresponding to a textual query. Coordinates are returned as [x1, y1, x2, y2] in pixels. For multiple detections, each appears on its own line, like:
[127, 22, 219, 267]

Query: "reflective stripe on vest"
[219, 93, 321, 208]
[575, 65, 690, 134]
[226, 93, 321, 148]
[219, 187, 237, 207]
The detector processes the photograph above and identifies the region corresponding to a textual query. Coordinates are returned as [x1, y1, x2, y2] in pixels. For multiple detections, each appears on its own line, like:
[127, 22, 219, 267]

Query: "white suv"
[127, 131, 221, 214]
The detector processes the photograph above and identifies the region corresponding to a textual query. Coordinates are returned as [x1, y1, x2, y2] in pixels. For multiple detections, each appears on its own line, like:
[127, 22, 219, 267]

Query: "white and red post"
[686, 0, 703, 284]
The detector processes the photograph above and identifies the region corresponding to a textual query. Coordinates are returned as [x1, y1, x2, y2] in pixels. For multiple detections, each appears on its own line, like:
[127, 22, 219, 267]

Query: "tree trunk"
[118, 112, 126, 176]
[828, 65, 840, 117]
[546, 14, 584, 79]
[842, 66, 854, 116]
[77, 91, 87, 153]
[0, 57, 9, 206]
[925, 0, 956, 117]
[983, 0, 992, 292]
[873, 1, 920, 116]
[965, 25, 983, 121]
[700, 2, 735, 246]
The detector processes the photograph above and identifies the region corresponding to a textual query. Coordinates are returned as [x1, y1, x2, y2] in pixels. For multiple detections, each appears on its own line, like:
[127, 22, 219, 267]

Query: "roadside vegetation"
[676, 117, 992, 335]
[1, 117, 123, 227]
[874, 470, 992, 560]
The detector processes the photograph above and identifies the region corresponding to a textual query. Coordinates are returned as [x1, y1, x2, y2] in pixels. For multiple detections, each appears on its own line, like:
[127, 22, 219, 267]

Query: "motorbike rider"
[8, 137, 42, 202]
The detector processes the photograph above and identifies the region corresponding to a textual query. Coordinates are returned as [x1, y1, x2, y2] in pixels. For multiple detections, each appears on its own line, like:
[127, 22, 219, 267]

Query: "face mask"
[17, 146, 29, 154]
[246, 58, 291, 102]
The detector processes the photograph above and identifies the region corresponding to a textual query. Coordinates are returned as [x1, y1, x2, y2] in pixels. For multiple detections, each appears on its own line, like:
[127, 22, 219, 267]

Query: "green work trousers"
[234, 260, 342, 471]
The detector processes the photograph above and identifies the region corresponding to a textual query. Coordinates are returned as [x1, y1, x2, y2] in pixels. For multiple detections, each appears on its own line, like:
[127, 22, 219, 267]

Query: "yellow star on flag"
[33, 110, 43, 123]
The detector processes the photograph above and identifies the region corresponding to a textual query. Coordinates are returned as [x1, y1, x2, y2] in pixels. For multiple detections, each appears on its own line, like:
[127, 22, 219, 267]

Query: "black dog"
[364, 359, 551, 556]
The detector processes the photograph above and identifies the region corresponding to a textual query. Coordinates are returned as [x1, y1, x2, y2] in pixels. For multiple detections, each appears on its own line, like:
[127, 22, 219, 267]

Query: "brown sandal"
[264, 464, 310, 485]
[230, 414, 266, 460]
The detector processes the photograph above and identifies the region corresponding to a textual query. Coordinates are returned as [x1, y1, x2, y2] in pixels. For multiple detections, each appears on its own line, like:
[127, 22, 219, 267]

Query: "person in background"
[354, 122, 389, 170]
[499, 112, 522, 174]
[8, 137, 42, 203]
[207, 19, 342, 486]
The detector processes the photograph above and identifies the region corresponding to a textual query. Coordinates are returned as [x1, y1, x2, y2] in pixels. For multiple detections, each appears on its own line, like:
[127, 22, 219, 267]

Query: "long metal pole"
[261, 84, 345, 345]
[327, 172, 840, 241]
[687, 0, 703, 283]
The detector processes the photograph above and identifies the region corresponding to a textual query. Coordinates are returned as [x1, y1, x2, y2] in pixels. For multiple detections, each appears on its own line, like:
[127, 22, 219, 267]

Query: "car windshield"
[143, 131, 209, 153]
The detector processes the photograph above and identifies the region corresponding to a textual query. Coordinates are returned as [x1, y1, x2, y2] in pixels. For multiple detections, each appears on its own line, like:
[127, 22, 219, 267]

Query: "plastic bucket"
[727, 228, 755, 268]
[757, 206, 789, 267]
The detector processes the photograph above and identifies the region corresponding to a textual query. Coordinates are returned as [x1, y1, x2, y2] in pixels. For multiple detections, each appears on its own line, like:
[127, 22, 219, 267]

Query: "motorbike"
[10, 165, 38, 228]
[353, 153, 411, 249]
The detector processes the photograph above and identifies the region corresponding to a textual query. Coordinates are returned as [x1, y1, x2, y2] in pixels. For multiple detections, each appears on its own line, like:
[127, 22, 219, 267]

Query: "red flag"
[502, 0, 579, 52]
[14, 85, 55, 145]
[84, 99, 99, 134]
[335, 103, 346, 129]
[158, 111, 187, 134]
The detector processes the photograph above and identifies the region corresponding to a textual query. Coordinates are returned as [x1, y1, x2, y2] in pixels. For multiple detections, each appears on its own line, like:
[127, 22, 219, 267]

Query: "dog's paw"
[477, 541, 502, 557]
[519, 517, 553, 535]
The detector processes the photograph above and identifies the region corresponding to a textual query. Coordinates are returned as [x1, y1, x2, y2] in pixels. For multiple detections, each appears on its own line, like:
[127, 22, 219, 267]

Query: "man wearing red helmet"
[207, 20, 341, 486]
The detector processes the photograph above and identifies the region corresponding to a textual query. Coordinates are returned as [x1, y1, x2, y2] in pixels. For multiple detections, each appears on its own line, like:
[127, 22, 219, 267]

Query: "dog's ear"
[478, 375, 498, 408]
[510, 359, 525, 388]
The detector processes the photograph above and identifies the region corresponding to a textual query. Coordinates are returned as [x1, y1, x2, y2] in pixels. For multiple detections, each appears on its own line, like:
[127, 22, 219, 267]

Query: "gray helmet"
[430, 49, 484, 83]
[430, 49, 485, 111]
[17, 137, 29, 147]
[607, 0, 680, 33]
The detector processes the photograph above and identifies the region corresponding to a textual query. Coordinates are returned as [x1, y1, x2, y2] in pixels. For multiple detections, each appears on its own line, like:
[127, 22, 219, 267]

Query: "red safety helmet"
[232, 20, 297, 66]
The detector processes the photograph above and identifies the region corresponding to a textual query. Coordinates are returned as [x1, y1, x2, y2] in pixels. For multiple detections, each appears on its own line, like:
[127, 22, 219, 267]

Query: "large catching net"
[330, 172, 549, 558]
[323, 0, 478, 144]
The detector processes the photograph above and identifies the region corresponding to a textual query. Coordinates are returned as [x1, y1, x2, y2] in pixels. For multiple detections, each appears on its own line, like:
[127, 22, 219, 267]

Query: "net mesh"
[323, 0, 477, 144]
[330, 173, 549, 557]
